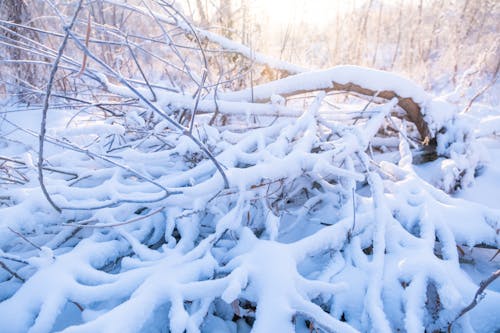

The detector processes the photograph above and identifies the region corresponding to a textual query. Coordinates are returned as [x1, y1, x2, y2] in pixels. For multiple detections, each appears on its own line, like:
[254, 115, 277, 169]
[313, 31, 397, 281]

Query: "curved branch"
[220, 66, 433, 142]
[38, 0, 84, 213]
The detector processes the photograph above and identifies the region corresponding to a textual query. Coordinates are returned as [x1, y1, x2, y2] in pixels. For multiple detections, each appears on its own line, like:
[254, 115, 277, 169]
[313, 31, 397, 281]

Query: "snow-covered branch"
[0, 1, 498, 333]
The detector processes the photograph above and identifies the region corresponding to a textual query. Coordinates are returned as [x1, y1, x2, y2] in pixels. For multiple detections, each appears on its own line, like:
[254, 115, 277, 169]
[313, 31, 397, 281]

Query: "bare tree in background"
[0, 0, 43, 102]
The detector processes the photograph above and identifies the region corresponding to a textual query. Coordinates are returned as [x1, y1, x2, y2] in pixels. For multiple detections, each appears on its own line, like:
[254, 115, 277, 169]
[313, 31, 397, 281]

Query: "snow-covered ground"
[457, 140, 500, 209]
[0, 1, 498, 331]
[1, 74, 499, 332]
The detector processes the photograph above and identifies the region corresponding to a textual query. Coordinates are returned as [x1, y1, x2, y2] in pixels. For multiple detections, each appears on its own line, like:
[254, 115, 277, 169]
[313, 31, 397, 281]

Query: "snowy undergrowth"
[0, 2, 498, 329]
[1, 78, 499, 333]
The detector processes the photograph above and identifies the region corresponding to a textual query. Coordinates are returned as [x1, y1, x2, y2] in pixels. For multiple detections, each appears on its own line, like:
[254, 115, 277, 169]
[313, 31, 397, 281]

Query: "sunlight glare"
[254, 0, 361, 30]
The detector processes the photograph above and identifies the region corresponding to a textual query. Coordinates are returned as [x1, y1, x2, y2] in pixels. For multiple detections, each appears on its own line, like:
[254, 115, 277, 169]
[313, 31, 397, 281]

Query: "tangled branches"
[0, 1, 498, 333]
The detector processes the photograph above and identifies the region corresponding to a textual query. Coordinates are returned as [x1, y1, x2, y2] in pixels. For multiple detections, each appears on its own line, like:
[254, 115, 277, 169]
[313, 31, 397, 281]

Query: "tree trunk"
[0, 0, 42, 102]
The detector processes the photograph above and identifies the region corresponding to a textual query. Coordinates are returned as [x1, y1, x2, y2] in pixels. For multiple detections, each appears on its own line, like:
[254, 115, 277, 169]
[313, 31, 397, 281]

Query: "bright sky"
[254, 0, 365, 28]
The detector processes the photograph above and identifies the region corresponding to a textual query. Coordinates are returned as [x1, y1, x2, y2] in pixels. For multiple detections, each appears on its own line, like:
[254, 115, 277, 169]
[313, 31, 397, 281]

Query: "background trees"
[0, 0, 45, 102]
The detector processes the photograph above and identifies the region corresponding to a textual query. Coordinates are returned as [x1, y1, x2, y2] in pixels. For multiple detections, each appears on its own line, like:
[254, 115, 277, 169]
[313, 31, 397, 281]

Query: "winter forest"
[0, 0, 499, 332]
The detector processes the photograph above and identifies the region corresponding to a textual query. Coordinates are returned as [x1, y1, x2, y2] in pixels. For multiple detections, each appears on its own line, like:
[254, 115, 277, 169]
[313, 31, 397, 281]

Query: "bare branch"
[0, 260, 24, 282]
[38, 0, 84, 213]
[66, 27, 230, 189]
[75, 11, 91, 77]
[8, 227, 42, 251]
[447, 270, 500, 332]
[63, 207, 164, 228]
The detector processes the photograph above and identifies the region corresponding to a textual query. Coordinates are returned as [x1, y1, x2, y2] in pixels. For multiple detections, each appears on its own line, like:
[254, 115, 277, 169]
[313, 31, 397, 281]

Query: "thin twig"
[3, 118, 176, 210]
[38, 0, 84, 213]
[0, 253, 28, 265]
[0, 177, 24, 185]
[125, 35, 157, 102]
[7, 227, 42, 251]
[0, 156, 78, 179]
[139, 0, 199, 85]
[76, 11, 91, 77]
[189, 68, 207, 133]
[353, 90, 380, 125]
[348, 187, 356, 240]
[463, 58, 500, 113]
[66, 29, 229, 189]
[447, 269, 500, 332]
[490, 249, 500, 262]
[157, 0, 209, 70]
[0, 260, 24, 282]
[63, 207, 164, 228]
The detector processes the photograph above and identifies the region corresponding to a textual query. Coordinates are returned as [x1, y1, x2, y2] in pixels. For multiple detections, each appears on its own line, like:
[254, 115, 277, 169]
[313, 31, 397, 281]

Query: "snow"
[1, 3, 499, 332]
[2, 89, 498, 332]
[456, 140, 500, 209]
[219, 65, 430, 104]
